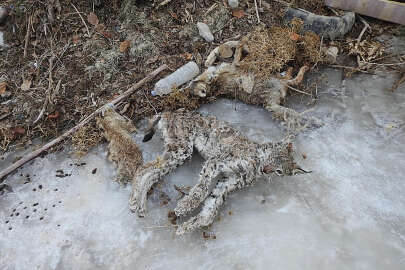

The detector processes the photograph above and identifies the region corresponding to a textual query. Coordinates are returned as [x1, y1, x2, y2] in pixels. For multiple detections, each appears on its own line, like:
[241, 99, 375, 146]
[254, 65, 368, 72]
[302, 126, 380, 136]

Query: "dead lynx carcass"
[187, 40, 321, 131]
[129, 110, 307, 235]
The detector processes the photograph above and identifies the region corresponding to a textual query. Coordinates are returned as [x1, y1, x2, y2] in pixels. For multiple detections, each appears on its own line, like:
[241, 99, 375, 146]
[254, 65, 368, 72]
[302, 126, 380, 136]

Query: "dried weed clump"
[0, 124, 13, 151]
[240, 26, 297, 77]
[240, 21, 321, 77]
[300, 31, 322, 63]
[291, 0, 327, 14]
[71, 122, 103, 157]
[161, 87, 205, 111]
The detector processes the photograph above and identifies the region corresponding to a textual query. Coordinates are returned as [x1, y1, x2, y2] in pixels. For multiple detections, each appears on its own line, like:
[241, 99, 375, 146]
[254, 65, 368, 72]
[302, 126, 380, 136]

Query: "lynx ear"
[143, 115, 161, 142]
[142, 130, 155, 142]
[292, 166, 312, 175]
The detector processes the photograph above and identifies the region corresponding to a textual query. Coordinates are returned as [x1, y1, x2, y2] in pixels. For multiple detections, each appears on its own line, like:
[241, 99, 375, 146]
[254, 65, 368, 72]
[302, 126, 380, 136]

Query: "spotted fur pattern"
[129, 110, 305, 235]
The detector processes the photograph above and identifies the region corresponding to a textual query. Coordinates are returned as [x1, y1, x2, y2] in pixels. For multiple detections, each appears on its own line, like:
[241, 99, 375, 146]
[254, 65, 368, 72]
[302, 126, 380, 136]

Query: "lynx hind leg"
[175, 158, 229, 217]
[265, 89, 322, 131]
[176, 175, 242, 235]
[129, 141, 193, 217]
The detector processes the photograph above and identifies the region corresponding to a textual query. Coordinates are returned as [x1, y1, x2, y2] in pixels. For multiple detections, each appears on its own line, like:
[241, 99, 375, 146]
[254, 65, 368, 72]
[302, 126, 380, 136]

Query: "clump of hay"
[71, 122, 103, 157]
[240, 26, 297, 77]
[291, 18, 322, 64]
[299, 31, 322, 63]
[0, 124, 14, 151]
[161, 87, 205, 111]
[240, 19, 322, 77]
[291, 0, 326, 14]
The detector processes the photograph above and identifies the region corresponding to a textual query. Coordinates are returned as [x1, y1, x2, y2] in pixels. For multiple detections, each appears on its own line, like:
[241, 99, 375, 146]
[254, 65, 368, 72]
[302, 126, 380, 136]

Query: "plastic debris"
[325, 0, 405, 26]
[197, 22, 214, 42]
[152, 62, 200, 96]
[284, 8, 355, 39]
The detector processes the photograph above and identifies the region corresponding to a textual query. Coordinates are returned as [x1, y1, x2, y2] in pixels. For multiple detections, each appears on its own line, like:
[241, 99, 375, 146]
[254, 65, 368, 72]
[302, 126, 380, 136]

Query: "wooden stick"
[23, 16, 31, 58]
[0, 65, 167, 182]
[254, 0, 261, 23]
[71, 3, 90, 37]
[357, 16, 370, 45]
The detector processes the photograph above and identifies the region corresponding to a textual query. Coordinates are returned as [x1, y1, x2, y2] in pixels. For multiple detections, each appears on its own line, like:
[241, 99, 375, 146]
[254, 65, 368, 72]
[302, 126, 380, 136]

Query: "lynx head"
[260, 141, 309, 176]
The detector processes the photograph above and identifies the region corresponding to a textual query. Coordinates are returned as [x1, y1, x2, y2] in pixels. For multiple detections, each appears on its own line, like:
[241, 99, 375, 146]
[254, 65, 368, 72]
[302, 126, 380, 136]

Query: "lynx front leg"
[176, 174, 247, 235]
[175, 158, 232, 217]
[129, 141, 193, 217]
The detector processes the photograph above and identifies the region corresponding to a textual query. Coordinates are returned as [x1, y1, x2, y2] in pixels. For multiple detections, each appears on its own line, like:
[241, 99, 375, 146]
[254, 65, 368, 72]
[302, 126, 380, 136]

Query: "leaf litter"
[0, 0, 403, 156]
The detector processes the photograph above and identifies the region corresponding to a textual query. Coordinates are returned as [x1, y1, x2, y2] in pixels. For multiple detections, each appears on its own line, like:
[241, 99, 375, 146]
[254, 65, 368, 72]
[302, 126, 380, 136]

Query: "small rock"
[322, 46, 339, 63]
[228, 0, 239, 9]
[197, 22, 214, 43]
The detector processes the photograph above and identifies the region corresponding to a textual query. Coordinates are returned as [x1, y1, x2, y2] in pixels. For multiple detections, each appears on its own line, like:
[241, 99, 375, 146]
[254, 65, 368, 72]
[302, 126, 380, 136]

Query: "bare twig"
[330, 65, 376, 74]
[33, 56, 55, 125]
[391, 72, 405, 92]
[254, 0, 261, 23]
[23, 16, 31, 58]
[71, 3, 90, 37]
[365, 61, 405, 66]
[156, 0, 173, 9]
[357, 16, 370, 45]
[143, 224, 178, 229]
[286, 85, 311, 96]
[142, 89, 158, 115]
[0, 65, 168, 182]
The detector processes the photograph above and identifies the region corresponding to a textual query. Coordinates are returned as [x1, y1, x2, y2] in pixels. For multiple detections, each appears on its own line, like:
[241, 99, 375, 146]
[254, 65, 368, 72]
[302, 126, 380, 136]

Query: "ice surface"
[1, 69, 405, 269]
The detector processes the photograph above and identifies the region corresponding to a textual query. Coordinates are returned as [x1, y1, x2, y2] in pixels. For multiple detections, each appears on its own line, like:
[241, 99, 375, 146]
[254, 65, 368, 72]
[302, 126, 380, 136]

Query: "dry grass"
[300, 31, 322, 63]
[240, 26, 297, 77]
[71, 122, 103, 157]
[239, 21, 321, 77]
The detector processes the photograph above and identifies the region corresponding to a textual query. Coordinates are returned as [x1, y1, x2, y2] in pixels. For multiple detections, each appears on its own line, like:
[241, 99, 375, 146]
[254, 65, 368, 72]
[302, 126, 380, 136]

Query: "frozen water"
[1, 68, 405, 269]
